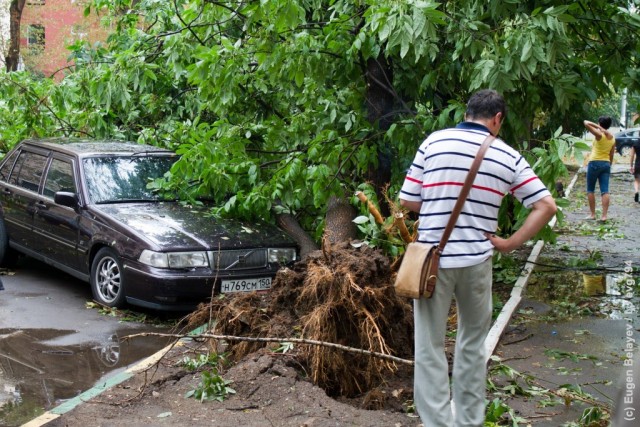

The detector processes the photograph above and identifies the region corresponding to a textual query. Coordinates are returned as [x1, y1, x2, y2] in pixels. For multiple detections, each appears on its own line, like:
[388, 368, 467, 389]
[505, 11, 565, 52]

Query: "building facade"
[20, 0, 109, 79]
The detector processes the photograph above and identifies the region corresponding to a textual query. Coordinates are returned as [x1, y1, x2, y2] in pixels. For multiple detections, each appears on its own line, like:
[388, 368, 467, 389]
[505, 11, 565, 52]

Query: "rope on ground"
[124, 332, 415, 366]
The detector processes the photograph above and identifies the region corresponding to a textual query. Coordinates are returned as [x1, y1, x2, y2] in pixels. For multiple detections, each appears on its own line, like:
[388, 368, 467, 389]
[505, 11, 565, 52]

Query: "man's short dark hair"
[598, 116, 612, 129]
[465, 89, 507, 121]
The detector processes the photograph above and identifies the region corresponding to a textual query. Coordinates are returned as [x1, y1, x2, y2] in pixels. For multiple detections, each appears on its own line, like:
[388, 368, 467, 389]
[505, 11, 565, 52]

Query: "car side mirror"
[54, 191, 80, 209]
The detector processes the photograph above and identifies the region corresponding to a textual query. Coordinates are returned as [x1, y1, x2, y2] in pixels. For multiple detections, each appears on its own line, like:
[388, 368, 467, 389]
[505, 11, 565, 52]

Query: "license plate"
[220, 277, 271, 293]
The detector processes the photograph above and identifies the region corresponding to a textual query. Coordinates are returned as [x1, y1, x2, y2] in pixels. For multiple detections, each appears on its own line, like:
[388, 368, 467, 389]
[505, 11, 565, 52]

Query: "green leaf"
[353, 215, 370, 225]
[521, 40, 532, 62]
[558, 14, 576, 23]
[554, 126, 563, 138]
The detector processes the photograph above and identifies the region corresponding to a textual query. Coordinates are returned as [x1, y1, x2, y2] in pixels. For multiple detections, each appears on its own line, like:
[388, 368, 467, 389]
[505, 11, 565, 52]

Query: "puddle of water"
[601, 272, 639, 319]
[525, 270, 639, 320]
[0, 327, 172, 426]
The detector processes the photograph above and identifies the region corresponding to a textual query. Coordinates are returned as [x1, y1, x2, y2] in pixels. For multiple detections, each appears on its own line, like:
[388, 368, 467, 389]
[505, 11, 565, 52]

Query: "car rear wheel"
[91, 247, 126, 308]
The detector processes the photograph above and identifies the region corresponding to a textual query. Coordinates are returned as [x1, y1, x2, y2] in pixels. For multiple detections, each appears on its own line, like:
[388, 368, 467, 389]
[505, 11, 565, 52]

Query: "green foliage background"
[1, 0, 639, 243]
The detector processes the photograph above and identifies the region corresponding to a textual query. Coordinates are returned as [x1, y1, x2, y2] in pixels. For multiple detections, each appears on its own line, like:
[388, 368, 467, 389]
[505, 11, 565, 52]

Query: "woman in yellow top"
[584, 116, 615, 221]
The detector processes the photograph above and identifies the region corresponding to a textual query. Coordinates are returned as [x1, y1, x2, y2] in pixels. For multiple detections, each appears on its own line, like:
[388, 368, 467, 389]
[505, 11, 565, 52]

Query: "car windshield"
[83, 155, 177, 204]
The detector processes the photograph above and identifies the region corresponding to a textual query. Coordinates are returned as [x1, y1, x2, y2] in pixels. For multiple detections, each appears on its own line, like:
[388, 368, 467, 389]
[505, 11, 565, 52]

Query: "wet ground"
[493, 162, 640, 426]
[0, 328, 171, 425]
[0, 259, 178, 426]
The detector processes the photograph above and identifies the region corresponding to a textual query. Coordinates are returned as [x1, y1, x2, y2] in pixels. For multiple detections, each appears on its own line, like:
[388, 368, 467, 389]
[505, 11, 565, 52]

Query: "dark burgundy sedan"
[0, 139, 297, 310]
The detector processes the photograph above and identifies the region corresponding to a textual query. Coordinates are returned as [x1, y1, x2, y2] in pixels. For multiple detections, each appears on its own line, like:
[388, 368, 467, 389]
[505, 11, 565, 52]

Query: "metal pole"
[621, 88, 628, 128]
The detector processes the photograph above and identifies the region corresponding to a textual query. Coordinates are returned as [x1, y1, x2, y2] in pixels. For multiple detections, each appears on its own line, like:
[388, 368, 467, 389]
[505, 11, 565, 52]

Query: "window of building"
[27, 25, 45, 53]
[27, 0, 45, 5]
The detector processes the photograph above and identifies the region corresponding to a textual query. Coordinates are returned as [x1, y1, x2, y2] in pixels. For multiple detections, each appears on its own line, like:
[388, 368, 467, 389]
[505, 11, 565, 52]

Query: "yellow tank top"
[590, 135, 615, 162]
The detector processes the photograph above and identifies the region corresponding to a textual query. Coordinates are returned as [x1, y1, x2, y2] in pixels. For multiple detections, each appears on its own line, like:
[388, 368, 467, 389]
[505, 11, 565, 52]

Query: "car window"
[0, 150, 19, 182]
[83, 155, 177, 204]
[43, 159, 76, 198]
[9, 151, 48, 192]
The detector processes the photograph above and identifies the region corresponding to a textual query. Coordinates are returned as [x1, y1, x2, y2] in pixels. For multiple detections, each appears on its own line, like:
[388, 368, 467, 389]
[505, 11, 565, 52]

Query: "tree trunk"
[276, 212, 319, 260]
[323, 196, 357, 245]
[279, 57, 396, 251]
[365, 55, 395, 131]
[6, 0, 27, 72]
[364, 55, 395, 217]
[276, 195, 359, 259]
[309, 56, 396, 249]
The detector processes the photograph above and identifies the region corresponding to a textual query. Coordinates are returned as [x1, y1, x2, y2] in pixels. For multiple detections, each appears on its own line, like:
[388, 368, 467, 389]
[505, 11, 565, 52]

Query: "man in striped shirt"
[400, 89, 557, 426]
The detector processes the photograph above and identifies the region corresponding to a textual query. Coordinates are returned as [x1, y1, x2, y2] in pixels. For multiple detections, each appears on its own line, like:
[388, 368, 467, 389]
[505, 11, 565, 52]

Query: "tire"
[91, 247, 126, 308]
[0, 218, 18, 267]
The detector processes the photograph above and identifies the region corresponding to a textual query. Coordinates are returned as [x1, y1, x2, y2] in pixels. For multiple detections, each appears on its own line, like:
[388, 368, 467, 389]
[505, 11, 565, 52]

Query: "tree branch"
[124, 331, 414, 366]
[173, 0, 205, 45]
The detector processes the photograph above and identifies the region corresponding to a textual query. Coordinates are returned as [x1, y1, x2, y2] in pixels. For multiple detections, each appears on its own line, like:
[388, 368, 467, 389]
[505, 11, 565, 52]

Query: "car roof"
[616, 128, 640, 135]
[19, 138, 174, 157]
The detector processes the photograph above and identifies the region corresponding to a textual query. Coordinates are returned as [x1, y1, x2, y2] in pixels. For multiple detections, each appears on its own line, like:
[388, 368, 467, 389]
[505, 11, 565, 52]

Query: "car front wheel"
[91, 247, 126, 308]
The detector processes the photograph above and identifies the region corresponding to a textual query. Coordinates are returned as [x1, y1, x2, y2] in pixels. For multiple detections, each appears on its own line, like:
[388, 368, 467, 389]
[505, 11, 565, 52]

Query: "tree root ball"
[187, 241, 414, 397]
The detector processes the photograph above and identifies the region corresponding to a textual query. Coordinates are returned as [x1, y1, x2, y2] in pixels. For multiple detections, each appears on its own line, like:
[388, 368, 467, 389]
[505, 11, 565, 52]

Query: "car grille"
[208, 249, 268, 271]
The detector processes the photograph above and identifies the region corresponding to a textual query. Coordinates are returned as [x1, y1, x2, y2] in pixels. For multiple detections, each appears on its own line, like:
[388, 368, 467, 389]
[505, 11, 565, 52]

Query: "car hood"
[95, 202, 295, 250]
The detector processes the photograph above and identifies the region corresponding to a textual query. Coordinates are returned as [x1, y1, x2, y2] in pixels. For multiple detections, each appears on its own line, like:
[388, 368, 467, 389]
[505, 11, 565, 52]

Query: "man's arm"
[485, 195, 557, 253]
[400, 198, 422, 213]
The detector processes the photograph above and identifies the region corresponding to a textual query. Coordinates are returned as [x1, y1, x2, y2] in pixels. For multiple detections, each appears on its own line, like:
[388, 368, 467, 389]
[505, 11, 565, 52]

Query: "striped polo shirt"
[400, 122, 551, 268]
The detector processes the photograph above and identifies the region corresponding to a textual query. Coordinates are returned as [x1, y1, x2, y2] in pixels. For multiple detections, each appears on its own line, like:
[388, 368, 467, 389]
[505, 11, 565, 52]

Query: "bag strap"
[436, 134, 495, 254]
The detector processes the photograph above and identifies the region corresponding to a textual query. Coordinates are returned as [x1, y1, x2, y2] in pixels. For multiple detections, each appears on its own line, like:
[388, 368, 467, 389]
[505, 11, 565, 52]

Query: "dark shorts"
[586, 161, 611, 194]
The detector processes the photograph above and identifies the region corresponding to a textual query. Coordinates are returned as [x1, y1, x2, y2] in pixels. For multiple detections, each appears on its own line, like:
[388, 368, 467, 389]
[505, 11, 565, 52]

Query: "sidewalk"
[492, 163, 640, 425]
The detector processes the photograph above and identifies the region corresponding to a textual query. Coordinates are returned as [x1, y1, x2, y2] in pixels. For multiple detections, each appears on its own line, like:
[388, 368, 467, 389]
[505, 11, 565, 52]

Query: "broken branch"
[393, 212, 413, 243]
[355, 191, 384, 225]
[124, 332, 414, 366]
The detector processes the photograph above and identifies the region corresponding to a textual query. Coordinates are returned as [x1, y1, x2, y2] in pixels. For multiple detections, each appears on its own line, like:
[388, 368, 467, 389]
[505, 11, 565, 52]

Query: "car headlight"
[139, 250, 209, 268]
[268, 248, 297, 264]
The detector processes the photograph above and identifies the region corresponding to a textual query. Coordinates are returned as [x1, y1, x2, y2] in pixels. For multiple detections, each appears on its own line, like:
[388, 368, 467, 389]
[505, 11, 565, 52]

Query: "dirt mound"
[187, 241, 414, 398]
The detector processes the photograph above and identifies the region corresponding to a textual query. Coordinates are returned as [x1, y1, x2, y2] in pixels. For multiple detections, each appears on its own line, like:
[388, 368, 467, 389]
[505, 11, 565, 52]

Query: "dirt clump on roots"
[186, 241, 415, 400]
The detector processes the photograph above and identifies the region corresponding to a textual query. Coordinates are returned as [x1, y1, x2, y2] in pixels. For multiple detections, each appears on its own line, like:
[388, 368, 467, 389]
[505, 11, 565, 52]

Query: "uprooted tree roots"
[186, 241, 414, 398]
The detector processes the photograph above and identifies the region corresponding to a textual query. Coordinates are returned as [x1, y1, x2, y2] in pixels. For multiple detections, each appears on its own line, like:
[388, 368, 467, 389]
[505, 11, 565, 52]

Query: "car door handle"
[35, 201, 48, 210]
[2, 188, 11, 196]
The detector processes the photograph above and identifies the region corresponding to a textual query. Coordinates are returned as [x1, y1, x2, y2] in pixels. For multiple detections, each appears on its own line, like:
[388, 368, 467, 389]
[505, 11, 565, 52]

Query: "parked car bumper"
[121, 260, 282, 311]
